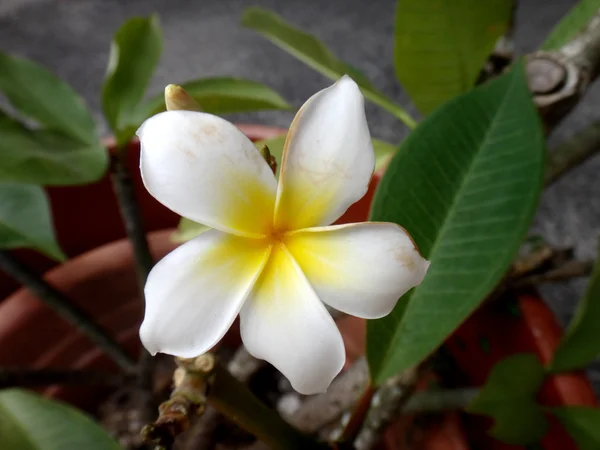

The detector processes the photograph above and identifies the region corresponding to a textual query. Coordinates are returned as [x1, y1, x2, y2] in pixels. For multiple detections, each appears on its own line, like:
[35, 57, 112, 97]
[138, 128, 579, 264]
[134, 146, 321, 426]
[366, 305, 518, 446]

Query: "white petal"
[240, 244, 345, 395]
[274, 75, 375, 231]
[284, 222, 430, 319]
[140, 229, 270, 357]
[138, 111, 277, 238]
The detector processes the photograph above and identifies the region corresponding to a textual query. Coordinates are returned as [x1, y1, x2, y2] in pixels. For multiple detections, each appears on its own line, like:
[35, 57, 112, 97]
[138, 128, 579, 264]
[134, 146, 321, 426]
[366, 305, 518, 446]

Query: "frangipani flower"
[138, 76, 429, 395]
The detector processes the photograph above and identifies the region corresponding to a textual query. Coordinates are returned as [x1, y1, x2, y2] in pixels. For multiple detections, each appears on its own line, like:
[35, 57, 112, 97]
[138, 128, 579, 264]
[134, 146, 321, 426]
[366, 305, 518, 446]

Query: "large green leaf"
[550, 252, 600, 371]
[542, 0, 600, 50]
[0, 389, 122, 450]
[241, 7, 416, 127]
[394, 0, 513, 115]
[0, 111, 107, 185]
[0, 53, 97, 144]
[144, 77, 291, 118]
[552, 406, 600, 449]
[467, 354, 547, 444]
[367, 64, 545, 384]
[102, 16, 162, 146]
[0, 183, 64, 261]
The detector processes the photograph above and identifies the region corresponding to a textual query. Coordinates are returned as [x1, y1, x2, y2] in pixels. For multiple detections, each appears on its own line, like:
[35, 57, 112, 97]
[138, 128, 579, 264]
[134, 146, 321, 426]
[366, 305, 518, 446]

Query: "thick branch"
[0, 251, 135, 372]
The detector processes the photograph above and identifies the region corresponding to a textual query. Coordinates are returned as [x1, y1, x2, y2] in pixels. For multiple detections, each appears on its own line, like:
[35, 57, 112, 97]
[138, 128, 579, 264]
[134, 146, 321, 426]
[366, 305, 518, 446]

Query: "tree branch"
[0, 251, 135, 372]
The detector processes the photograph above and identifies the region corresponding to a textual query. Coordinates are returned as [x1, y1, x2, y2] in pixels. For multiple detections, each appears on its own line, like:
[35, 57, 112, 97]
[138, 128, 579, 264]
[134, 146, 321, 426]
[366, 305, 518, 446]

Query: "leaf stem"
[363, 89, 417, 129]
[0, 251, 135, 372]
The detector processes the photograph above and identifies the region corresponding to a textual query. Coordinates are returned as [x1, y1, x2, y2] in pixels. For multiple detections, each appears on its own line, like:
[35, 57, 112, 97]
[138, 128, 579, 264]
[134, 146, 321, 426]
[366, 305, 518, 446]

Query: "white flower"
[137, 76, 429, 395]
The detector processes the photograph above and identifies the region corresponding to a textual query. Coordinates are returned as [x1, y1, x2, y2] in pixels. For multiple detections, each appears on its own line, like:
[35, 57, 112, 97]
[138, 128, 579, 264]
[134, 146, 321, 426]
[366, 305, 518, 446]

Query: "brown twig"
[511, 259, 594, 288]
[353, 368, 419, 450]
[0, 251, 135, 372]
[0, 368, 128, 388]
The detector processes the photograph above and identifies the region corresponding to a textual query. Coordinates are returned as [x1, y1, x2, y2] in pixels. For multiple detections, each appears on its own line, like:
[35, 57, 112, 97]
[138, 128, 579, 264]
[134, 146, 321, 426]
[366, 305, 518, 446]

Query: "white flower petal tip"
[138, 230, 270, 359]
[138, 110, 277, 238]
[284, 223, 430, 320]
[274, 75, 374, 230]
[240, 245, 345, 396]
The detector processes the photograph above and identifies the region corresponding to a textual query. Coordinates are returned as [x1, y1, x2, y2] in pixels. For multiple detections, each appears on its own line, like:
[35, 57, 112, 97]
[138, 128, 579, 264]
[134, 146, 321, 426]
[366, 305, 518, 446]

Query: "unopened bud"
[165, 84, 202, 112]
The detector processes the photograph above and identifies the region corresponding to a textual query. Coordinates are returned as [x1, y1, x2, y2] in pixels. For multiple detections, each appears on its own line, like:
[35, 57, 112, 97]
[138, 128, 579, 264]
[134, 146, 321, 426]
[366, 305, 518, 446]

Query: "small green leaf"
[467, 354, 548, 444]
[241, 7, 415, 127]
[367, 63, 545, 384]
[394, 0, 513, 115]
[171, 218, 210, 243]
[102, 16, 162, 146]
[0, 183, 64, 261]
[552, 406, 600, 449]
[550, 253, 600, 371]
[254, 135, 286, 179]
[0, 53, 97, 144]
[542, 0, 600, 50]
[0, 389, 122, 450]
[143, 77, 291, 118]
[0, 112, 108, 185]
[372, 139, 397, 171]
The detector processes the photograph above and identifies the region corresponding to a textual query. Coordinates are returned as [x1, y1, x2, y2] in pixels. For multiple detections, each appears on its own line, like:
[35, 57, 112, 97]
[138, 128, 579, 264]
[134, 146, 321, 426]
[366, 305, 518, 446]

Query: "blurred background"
[1, 0, 598, 390]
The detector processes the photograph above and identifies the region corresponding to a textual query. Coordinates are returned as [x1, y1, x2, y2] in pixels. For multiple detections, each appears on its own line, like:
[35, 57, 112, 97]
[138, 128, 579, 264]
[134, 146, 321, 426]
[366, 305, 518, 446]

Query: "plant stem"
[209, 363, 329, 450]
[0, 368, 127, 388]
[109, 151, 156, 422]
[363, 89, 417, 129]
[545, 121, 600, 186]
[0, 251, 135, 372]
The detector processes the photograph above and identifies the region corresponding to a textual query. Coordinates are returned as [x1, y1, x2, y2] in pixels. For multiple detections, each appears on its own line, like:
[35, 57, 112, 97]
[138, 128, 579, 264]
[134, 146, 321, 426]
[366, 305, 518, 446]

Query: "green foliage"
[241, 7, 415, 127]
[367, 63, 545, 384]
[467, 354, 548, 444]
[0, 53, 98, 145]
[102, 16, 162, 146]
[0, 184, 64, 261]
[550, 253, 600, 371]
[552, 406, 600, 449]
[394, 0, 513, 115]
[0, 111, 107, 185]
[144, 77, 291, 117]
[171, 218, 210, 243]
[542, 0, 600, 50]
[0, 389, 122, 450]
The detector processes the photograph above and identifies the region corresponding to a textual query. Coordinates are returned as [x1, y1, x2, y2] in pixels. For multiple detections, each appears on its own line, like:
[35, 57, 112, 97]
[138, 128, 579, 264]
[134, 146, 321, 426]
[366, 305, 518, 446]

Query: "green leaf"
[241, 7, 416, 127]
[0, 53, 97, 144]
[394, 0, 513, 115]
[143, 77, 291, 118]
[102, 16, 162, 146]
[467, 354, 548, 444]
[366, 63, 545, 384]
[0, 389, 122, 450]
[552, 406, 600, 449]
[372, 139, 398, 171]
[0, 112, 108, 185]
[0, 183, 64, 261]
[542, 0, 600, 50]
[550, 253, 600, 371]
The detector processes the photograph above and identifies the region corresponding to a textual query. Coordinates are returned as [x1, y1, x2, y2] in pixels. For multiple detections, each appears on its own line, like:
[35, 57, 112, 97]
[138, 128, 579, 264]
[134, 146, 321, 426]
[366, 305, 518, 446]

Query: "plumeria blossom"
[138, 76, 429, 395]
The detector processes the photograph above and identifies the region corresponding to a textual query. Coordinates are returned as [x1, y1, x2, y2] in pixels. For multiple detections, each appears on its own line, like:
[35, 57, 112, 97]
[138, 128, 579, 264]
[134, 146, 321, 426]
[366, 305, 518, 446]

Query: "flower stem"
[208, 363, 329, 450]
[0, 251, 135, 372]
[109, 150, 155, 422]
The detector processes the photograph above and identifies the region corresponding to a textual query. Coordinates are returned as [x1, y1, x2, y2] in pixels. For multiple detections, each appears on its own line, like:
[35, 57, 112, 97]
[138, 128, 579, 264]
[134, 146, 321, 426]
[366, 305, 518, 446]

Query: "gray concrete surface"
[0, 0, 599, 390]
